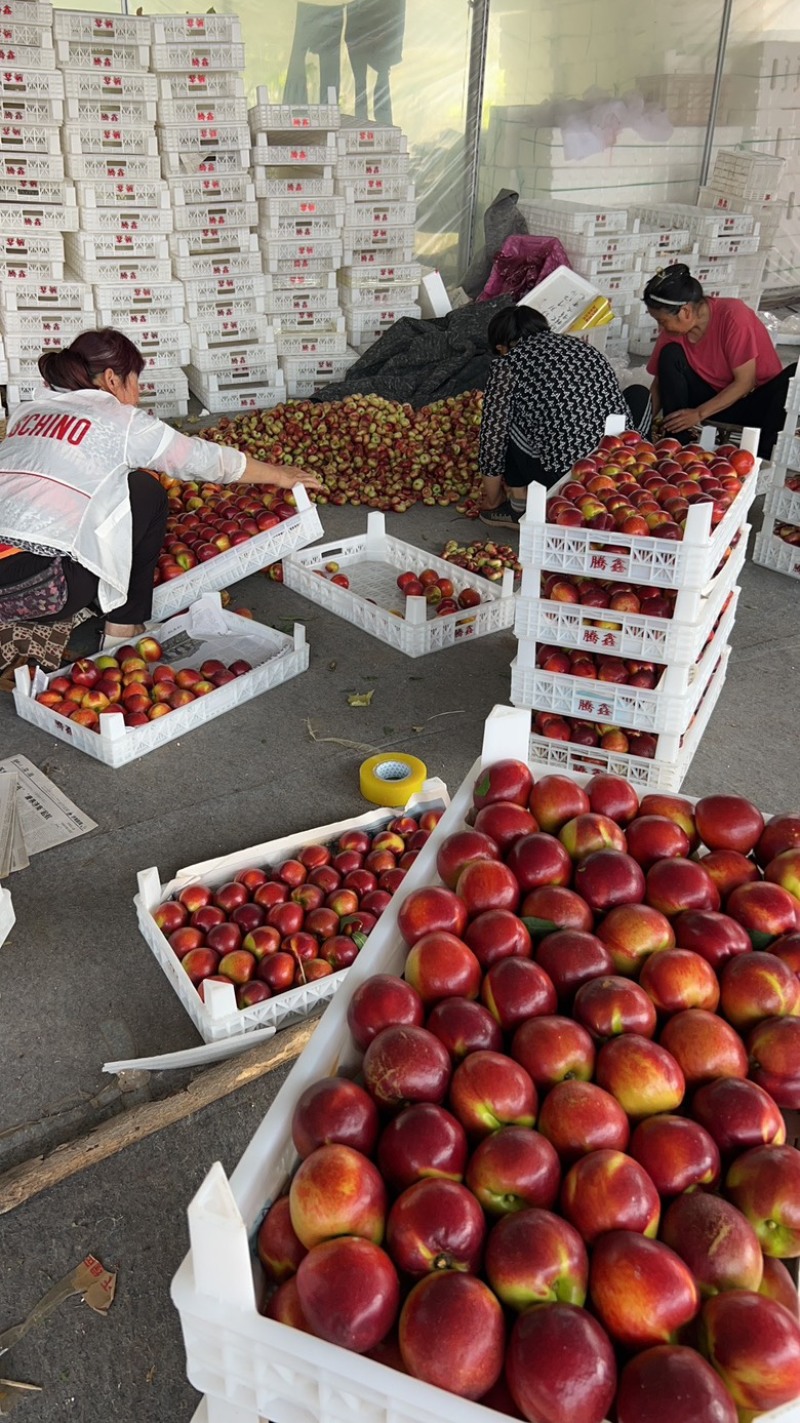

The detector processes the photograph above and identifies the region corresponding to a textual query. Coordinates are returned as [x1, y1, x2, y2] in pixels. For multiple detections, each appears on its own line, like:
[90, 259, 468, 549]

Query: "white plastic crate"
[265, 270, 338, 295]
[137, 365, 189, 418]
[631, 201, 757, 240]
[128, 323, 191, 364]
[170, 247, 264, 281]
[171, 198, 257, 233]
[0, 306, 89, 339]
[512, 585, 738, 735]
[160, 146, 250, 179]
[337, 280, 418, 310]
[0, 95, 61, 126]
[531, 227, 645, 262]
[65, 230, 168, 262]
[5, 375, 44, 405]
[279, 351, 358, 384]
[64, 125, 159, 159]
[515, 526, 746, 666]
[189, 313, 274, 350]
[67, 254, 173, 285]
[640, 239, 699, 267]
[62, 69, 157, 103]
[0, 151, 63, 182]
[3, 317, 91, 361]
[248, 87, 340, 135]
[135, 778, 446, 1045]
[251, 136, 337, 168]
[337, 122, 407, 154]
[752, 522, 800, 581]
[185, 294, 266, 324]
[149, 40, 245, 72]
[0, 230, 62, 259]
[186, 375, 287, 415]
[0, 198, 77, 232]
[344, 199, 416, 228]
[187, 364, 281, 394]
[169, 173, 253, 206]
[259, 234, 343, 265]
[573, 250, 641, 278]
[151, 479, 320, 621]
[344, 305, 421, 345]
[189, 343, 278, 376]
[512, 197, 630, 236]
[342, 222, 416, 252]
[763, 482, 800, 527]
[77, 179, 170, 211]
[0, 2, 52, 26]
[275, 328, 347, 357]
[54, 10, 150, 44]
[156, 121, 250, 157]
[183, 270, 267, 305]
[170, 227, 259, 262]
[701, 231, 762, 257]
[152, 13, 242, 46]
[285, 512, 515, 659]
[0, 256, 63, 280]
[64, 94, 157, 127]
[336, 151, 410, 178]
[65, 152, 162, 183]
[338, 261, 421, 287]
[158, 96, 248, 128]
[519, 452, 759, 591]
[341, 175, 415, 202]
[595, 270, 642, 300]
[0, 122, 60, 155]
[263, 287, 336, 316]
[92, 277, 184, 314]
[710, 147, 785, 203]
[254, 170, 334, 199]
[0, 39, 54, 69]
[78, 205, 174, 236]
[158, 72, 246, 102]
[699, 188, 783, 245]
[259, 194, 344, 221]
[275, 307, 343, 333]
[0, 278, 91, 314]
[343, 244, 416, 267]
[692, 256, 736, 285]
[54, 39, 150, 72]
[260, 213, 343, 241]
[15, 603, 308, 769]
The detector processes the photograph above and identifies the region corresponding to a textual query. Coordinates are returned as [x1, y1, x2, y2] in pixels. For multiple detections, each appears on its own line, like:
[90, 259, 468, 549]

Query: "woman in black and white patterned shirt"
[479, 307, 651, 528]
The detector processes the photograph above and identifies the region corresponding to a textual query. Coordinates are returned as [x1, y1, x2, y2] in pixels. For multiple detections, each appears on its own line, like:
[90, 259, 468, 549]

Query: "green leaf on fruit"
[352, 933, 368, 949]
[475, 774, 490, 800]
[347, 690, 375, 707]
[522, 916, 556, 939]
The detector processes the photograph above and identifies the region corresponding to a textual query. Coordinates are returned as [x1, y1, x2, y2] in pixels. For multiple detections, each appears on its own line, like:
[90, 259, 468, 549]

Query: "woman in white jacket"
[0, 329, 321, 652]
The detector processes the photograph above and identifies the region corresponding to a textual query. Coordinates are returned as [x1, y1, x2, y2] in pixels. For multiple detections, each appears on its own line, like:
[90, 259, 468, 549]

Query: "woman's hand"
[242, 456, 324, 491]
[662, 407, 702, 435]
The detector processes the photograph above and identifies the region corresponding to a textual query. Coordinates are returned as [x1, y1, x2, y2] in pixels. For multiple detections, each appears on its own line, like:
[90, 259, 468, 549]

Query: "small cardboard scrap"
[0, 1255, 116, 1412]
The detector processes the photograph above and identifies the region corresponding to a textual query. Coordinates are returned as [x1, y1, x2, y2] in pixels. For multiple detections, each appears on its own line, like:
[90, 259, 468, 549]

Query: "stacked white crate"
[753, 373, 800, 581]
[337, 121, 420, 354]
[149, 15, 273, 415]
[0, 1, 77, 406]
[249, 87, 352, 399]
[52, 10, 187, 418]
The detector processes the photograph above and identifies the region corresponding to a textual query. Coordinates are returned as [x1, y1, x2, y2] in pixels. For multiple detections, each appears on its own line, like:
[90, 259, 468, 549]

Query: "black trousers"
[656, 341, 797, 458]
[0, 469, 168, 625]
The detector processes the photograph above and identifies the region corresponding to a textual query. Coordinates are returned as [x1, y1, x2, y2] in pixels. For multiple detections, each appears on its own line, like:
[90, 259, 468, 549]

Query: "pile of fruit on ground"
[199, 392, 484, 514]
[258, 765, 800, 1423]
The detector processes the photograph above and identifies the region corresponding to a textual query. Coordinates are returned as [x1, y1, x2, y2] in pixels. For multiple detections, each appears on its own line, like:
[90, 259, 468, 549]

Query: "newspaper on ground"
[0, 756, 96, 876]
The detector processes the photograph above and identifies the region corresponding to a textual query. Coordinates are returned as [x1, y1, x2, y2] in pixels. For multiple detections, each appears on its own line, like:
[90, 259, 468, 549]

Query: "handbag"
[0, 557, 68, 621]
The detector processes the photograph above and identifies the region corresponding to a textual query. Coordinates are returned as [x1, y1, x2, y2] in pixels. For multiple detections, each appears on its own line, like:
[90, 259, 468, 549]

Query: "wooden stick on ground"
[0, 1018, 317, 1217]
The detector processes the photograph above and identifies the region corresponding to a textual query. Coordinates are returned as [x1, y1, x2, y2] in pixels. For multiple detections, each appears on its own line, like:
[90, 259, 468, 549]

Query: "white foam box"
[274, 328, 346, 357]
[161, 149, 251, 180]
[15, 599, 309, 769]
[171, 247, 265, 281]
[254, 170, 335, 199]
[151, 14, 243, 46]
[0, 151, 63, 183]
[248, 86, 340, 136]
[337, 122, 407, 155]
[171, 198, 258, 233]
[149, 40, 245, 72]
[170, 230, 260, 268]
[135, 775, 446, 1046]
[285, 512, 515, 659]
[0, 122, 60, 155]
[66, 151, 162, 183]
[62, 68, 157, 103]
[0, 196, 78, 233]
[520, 450, 759, 593]
[169, 173, 254, 207]
[64, 125, 159, 159]
[185, 371, 287, 415]
[158, 72, 246, 102]
[517, 264, 607, 334]
[512, 585, 738, 736]
[0, 883, 13, 950]
[158, 96, 248, 128]
[251, 136, 337, 168]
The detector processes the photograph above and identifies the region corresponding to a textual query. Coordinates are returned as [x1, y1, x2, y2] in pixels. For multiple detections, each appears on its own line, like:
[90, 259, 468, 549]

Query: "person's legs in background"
[656, 343, 717, 443]
[283, 3, 343, 104]
[480, 445, 547, 529]
[712, 362, 798, 460]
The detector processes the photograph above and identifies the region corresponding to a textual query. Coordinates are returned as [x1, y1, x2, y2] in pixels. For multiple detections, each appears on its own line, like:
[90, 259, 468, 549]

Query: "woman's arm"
[239, 455, 321, 489]
[662, 359, 756, 434]
[479, 357, 516, 477]
[124, 409, 323, 490]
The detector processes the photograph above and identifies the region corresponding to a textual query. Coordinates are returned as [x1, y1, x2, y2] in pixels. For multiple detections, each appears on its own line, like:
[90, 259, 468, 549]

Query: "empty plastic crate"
[345, 305, 421, 346]
[149, 40, 245, 72]
[248, 86, 340, 135]
[157, 96, 248, 127]
[336, 151, 410, 178]
[630, 201, 758, 240]
[160, 145, 250, 179]
[275, 327, 346, 357]
[99, 299, 186, 329]
[170, 227, 259, 263]
[338, 260, 421, 286]
[62, 69, 157, 103]
[0, 39, 54, 68]
[337, 122, 407, 154]
[0, 123, 60, 156]
[54, 39, 150, 72]
[188, 312, 273, 349]
[0, 151, 63, 182]
[253, 170, 334, 199]
[342, 221, 416, 251]
[66, 152, 162, 183]
[0, 198, 77, 233]
[0, 229, 62, 260]
[185, 295, 266, 325]
[170, 247, 264, 281]
[186, 374, 287, 415]
[279, 351, 357, 385]
[168, 173, 253, 206]
[77, 179, 170, 212]
[1, 95, 62, 126]
[183, 270, 267, 305]
[710, 147, 785, 203]
[752, 520, 800, 581]
[152, 13, 243, 45]
[0, 278, 91, 314]
[339, 174, 414, 202]
[157, 72, 245, 101]
[64, 125, 159, 159]
[264, 287, 339, 315]
[79, 205, 174, 236]
[251, 135, 337, 168]
[156, 120, 250, 155]
[171, 198, 257, 233]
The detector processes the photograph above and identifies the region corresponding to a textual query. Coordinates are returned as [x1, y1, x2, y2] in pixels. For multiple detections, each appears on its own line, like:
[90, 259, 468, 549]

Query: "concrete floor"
[0, 497, 799, 1422]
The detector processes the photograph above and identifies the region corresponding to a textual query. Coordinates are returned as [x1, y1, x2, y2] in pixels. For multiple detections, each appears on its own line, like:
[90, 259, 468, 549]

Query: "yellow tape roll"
[359, 753, 428, 807]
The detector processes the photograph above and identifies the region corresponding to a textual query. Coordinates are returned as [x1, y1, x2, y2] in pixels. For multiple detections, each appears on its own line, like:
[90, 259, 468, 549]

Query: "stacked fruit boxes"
[0, 1, 76, 406]
[753, 373, 800, 580]
[509, 424, 760, 790]
[249, 86, 353, 399]
[149, 15, 269, 415]
[337, 121, 421, 353]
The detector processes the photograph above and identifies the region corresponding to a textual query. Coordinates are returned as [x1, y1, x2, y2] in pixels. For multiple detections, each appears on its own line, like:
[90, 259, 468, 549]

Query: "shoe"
[478, 501, 521, 530]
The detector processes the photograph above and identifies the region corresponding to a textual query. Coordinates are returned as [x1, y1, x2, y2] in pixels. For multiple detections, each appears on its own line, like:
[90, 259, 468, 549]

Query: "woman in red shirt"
[644, 264, 796, 457]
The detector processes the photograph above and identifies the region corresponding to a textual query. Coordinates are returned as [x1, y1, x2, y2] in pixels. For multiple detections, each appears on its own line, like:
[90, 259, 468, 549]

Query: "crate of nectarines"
[171, 703, 800, 1423]
[521, 430, 760, 592]
[283, 512, 515, 658]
